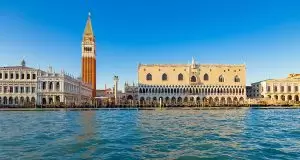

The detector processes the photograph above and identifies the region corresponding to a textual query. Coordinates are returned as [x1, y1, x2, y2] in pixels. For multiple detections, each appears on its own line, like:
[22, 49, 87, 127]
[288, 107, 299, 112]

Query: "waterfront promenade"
[1, 106, 299, 111]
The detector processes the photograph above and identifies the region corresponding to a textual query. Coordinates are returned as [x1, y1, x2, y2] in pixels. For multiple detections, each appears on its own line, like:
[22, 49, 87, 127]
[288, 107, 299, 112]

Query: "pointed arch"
[177, 97, 182, 103]
[219, 75, 224, 82]
[178, 73, 183, 81]
[191, 76, 197, 82]
[184, 97, 188, 103]
[234, 75, 240, 82]
[204, 73, 209, 81]
[146, 73, 152, 81]
[171, 97, 176, 104]
[162, 73, 168, 81]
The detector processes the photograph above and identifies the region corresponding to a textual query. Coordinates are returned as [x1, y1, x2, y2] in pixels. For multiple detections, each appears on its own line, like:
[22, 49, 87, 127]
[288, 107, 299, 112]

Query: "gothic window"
[162, 73, 168, 81]
[219, 75, 224, 82]
[191, 76, 196, 82]
[178, 73, 183, 81]
[234, 75, 240, 82]
[204, 74, 209, 81]
[146, 73, 152, 81]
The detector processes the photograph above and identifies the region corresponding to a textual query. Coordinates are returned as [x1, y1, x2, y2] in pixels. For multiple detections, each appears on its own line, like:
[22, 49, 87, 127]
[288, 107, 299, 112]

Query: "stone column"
[53, 95, 56, 104]
[46, 81, 48, 92]
[114, 76, 119, 105]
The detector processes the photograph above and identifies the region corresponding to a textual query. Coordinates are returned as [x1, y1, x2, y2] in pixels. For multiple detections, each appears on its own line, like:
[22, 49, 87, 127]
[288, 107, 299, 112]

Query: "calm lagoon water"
[0, 108, 299, 160]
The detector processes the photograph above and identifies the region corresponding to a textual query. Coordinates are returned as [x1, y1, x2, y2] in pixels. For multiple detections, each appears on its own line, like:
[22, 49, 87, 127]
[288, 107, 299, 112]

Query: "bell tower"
[82, 12, 96, 97]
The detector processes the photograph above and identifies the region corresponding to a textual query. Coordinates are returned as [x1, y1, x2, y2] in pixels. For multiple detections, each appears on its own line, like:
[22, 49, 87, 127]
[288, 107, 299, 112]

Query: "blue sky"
[1, 0, 300, 89]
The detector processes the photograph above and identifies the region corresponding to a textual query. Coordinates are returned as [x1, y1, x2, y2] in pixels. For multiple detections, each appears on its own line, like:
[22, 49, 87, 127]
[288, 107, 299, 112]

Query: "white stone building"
[124, 82, 139, 104]
[0, 61, 92, 107]
[250, 74, 300, 103]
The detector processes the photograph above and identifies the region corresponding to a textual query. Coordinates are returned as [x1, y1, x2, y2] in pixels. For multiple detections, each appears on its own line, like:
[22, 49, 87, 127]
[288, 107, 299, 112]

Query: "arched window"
[234, 75, 240, 82]
[191, 76, 196, 82]
[49, 82, 53, 90]
[146, 73, 152, 81]
[204, 74, 209, 81]
[219, 75, 224, 82]
[42, 82, 46, 90]
[178, 73, 183, 81]
[162, 73, 168, 81]
[56, 82, 60, 91]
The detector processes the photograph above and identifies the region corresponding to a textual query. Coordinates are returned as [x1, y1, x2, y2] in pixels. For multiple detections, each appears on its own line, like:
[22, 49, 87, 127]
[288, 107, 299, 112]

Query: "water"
[0, 108, 299, 160]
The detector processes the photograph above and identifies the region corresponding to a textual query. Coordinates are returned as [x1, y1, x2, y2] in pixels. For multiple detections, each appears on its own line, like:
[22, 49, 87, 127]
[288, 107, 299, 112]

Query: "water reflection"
[76, 111, 97, 159]
[136, 109, 250, 159]
[0, 109, 299, 159]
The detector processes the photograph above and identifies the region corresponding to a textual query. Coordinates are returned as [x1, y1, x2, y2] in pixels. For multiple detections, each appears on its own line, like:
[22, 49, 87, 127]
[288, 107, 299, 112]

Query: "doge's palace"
[137, 58, 246, 106]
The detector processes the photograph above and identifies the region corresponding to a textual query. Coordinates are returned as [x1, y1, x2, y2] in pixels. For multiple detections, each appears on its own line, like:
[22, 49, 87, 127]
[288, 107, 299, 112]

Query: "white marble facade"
[0, 61, 92, 106]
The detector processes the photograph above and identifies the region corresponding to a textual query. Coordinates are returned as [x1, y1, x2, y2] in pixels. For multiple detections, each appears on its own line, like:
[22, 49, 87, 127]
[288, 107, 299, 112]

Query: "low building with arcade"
[249, 74, 300, 104]
[0, 60, 93, 107]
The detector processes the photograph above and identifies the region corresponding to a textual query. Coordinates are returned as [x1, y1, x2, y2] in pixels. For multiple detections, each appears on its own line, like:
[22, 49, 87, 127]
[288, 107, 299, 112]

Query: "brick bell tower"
[82, 12, 96, 97]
